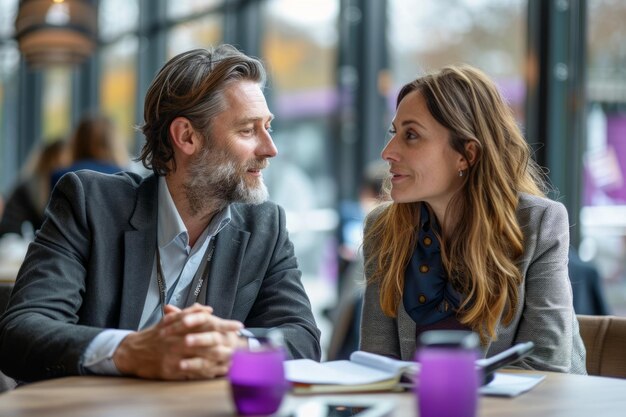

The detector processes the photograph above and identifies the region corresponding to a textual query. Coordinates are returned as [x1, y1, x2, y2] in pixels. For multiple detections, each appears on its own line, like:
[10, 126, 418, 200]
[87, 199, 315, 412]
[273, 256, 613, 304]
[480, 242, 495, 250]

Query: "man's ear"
[169, 117, 201, 156]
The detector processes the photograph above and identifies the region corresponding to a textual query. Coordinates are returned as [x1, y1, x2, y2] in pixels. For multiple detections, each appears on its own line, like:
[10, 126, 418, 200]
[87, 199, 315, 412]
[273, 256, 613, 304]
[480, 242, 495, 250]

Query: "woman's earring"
[458, 169, 464, 177]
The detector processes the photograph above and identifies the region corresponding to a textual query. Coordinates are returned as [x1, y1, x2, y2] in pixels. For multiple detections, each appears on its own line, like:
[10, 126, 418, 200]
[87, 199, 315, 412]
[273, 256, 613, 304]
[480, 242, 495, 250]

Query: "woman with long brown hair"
[360, 65, 586, 373]
[0, 139, 69, 237]
[50, 113, 129, 188]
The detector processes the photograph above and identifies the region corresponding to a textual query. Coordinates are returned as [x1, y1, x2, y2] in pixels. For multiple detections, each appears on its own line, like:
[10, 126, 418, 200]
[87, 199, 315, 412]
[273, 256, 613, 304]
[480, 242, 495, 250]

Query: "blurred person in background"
[327, 161, 388, 360]
[338, 160, 388, 269]
[50, 113, 129, 189]
[0, 139, 69, 238]
[0, 45, 320, 383]
[360, 65, 586, 374]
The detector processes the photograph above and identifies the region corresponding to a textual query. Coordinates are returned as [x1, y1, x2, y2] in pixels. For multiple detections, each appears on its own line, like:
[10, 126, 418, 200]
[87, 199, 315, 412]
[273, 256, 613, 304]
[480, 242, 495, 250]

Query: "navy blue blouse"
[403, 203, 465, 327]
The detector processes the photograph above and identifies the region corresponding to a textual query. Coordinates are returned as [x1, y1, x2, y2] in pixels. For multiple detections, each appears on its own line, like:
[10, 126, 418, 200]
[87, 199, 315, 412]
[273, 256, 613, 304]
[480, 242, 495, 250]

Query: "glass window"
[99, 0, 139, 42]
[0, 0, 18, 39]
[0, 0, 19, 191]
[166, 0, 223, 20]
[260, 0, 340, 334]
[166, 14, 223, 58]
[387, 0, 527, 124]
[100, 36, 138, 155]
[579, 0, 626, 315]
[42, 67, 72, 140]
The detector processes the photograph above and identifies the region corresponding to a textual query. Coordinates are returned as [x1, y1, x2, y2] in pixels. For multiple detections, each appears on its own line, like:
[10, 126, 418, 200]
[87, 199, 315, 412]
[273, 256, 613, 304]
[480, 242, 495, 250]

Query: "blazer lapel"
[119, 175, 159, 330]
[204, 224, 250, 319]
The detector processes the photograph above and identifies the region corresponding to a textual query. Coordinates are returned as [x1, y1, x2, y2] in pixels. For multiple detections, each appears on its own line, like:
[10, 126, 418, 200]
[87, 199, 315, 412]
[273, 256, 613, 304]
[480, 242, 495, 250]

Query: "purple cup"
[228, 345, 287, 415]
[416, 331, 481, 417]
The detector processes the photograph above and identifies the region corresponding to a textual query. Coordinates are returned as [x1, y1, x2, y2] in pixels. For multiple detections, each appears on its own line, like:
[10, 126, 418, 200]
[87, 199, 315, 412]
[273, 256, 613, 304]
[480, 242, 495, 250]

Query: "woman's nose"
[381, 136, 398, 161]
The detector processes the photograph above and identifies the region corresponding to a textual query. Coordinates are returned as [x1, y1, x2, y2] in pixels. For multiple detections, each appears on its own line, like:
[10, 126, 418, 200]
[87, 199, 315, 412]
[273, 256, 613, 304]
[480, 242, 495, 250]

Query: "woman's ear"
[169, 117, 200, 156]
[464, 139, 479, 167]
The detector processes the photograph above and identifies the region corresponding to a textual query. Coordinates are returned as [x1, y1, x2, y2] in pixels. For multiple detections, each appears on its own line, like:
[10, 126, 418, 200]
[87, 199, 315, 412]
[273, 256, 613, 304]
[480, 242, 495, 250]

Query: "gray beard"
[183, 145, 269, 217]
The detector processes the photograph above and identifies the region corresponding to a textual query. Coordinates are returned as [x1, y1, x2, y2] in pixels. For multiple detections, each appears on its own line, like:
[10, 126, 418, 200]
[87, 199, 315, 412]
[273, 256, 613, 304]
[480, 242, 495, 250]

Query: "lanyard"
[155, 237, 217, 319]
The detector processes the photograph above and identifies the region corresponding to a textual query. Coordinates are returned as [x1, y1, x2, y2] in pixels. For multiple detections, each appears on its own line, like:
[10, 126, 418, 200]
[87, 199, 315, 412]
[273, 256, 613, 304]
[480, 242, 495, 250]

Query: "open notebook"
[285, 351, 418, 394]
[285, 343, 541, 395]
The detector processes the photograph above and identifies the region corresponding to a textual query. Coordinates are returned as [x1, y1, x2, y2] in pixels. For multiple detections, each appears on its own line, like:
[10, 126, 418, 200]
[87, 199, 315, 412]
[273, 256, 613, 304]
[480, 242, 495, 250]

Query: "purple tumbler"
[416, 330, 481, 417]
[228, 329, 287, 415]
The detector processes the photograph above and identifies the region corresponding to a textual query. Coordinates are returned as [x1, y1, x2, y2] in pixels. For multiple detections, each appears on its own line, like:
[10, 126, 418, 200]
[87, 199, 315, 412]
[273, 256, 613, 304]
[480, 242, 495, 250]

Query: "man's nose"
[260, 130, 278, 158]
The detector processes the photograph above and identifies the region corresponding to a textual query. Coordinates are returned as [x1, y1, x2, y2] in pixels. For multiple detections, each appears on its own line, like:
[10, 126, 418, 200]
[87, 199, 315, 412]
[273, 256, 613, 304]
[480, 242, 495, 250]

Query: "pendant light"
[15, 0, 97, 67]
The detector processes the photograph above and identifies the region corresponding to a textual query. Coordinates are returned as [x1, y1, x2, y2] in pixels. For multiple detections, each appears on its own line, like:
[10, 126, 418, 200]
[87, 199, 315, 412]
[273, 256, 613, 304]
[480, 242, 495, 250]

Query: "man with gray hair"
[0, 45, 321, 382]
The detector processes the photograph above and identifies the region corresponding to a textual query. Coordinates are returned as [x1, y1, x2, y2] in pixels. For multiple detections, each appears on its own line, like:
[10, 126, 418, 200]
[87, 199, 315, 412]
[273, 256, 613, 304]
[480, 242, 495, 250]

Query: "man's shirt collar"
[157, 177, 231, 250]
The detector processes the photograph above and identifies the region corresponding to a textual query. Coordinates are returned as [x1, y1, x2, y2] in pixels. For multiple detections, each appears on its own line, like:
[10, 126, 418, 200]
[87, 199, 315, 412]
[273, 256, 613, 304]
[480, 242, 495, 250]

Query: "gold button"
[418, 294, 427, 304]
[423, 236, 432, 246]
[443, 301, 449, 312]
[419, 265, 429, 273]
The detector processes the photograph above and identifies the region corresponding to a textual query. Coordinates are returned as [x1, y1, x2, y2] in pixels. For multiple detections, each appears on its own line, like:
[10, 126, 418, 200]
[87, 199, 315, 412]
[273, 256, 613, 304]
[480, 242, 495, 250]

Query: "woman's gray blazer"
[360, 193, 587, 374]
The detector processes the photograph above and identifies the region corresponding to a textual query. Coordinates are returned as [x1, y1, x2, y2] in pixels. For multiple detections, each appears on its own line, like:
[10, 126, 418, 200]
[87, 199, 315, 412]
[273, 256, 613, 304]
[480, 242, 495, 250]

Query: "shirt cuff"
[239, 328, 261, 349]
[82, 329, 134, 375]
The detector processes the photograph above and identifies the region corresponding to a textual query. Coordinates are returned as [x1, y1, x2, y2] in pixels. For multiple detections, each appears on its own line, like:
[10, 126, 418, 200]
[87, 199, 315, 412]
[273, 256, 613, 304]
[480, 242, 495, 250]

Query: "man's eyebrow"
[235, 114, 275, 126]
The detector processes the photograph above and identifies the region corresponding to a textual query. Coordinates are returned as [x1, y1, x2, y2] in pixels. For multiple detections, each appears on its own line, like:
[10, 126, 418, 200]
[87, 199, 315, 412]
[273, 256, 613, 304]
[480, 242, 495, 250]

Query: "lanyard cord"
[155, 237, 217, 319]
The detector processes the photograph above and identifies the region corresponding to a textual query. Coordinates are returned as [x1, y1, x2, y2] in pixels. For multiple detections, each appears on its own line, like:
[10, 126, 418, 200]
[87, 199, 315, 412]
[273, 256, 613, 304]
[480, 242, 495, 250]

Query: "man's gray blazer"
[0, 171, 321, 382]
[360, 193, 587, 374]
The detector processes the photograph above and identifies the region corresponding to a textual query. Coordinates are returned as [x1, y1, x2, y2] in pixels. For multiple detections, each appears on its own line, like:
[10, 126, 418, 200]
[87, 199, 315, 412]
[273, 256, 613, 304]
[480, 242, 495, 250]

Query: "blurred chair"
[577, 315, 626, 378]
[326, 289, 363, 361]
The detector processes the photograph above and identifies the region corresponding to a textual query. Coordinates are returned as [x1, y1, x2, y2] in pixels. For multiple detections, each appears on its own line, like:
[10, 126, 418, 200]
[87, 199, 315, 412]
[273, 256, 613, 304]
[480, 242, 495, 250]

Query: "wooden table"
[0, 371, 625, 417]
